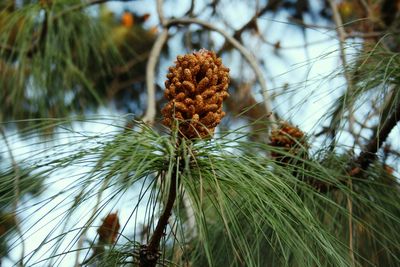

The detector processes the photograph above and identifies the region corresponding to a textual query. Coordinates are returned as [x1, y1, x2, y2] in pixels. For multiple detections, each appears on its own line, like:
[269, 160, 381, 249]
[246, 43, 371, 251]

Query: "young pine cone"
[269, 122, 308, 163]
[161, 49, 230, 139]
[97, 213, 120, 244]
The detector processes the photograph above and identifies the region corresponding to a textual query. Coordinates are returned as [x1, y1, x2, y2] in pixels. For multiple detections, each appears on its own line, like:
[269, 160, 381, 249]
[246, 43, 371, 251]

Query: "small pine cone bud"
[0, 213, 16, 236]
[162, 49, 230, 139]
[269, 122, 308, 163]
[97, 213, 120, 244]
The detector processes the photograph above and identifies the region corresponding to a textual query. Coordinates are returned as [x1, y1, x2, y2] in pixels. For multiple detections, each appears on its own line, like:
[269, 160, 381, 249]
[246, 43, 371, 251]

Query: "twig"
[184, 0, 196, 17]
[142, 0, 169, 125]
[140, 169, 178, 267]
[328, 0, 356, 139]
[167, 17, 276, 125]
[142, 29, 169, 124]
[0, 127, 25, 267]
[148, 171, 177, 253]
[156, 0, 167, 26]
[356, 93, 400, 171]
[328, 0, 349, 78]
[219, 0, 283, 52]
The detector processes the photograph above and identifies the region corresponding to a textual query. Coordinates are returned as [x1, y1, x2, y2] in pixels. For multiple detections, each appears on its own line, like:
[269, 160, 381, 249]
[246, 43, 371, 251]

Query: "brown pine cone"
[161, 49, 230, 139]
[97, 213, 120, 244]
[269, 122, 308, 163]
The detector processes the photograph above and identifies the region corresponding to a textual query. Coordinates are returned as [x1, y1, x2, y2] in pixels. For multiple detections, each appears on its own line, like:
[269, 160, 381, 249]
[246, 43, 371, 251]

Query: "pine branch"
[0, 8, 48, 57]
[54, 0, 136, 19]
[356, 96, 400, 171]
[148, 172, 177, 251]
[139, 169, 178, 267]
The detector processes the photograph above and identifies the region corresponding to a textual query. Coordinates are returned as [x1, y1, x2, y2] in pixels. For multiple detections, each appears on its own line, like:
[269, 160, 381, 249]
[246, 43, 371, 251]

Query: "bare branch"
[356, 92, 400, 171]
[142, 29, 169, 124]
[328, 0, 356, 136]
[142, 0, 169, 125]
[328, 0, 349, 76]
[156, 0, 166, 26]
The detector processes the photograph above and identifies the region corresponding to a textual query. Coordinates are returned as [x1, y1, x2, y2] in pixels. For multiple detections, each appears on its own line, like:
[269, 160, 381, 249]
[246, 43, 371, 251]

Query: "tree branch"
[328, 0, 356, 147]
[328, 0, 350, 82]
[142, 0, 169, 125]
[356, 94, 400, 171]
[156, 0, 167, 26]
[142, 29, 168, 124]
[140, 169, 178, 267]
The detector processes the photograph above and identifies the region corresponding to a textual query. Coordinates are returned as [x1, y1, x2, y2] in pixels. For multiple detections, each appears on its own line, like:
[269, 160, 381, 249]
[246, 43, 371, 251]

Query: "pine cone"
[269, 122, 307, 163]
[0, 212, 16, 236]
[97, 213, 120, 244]
[161, 49, 230, 139]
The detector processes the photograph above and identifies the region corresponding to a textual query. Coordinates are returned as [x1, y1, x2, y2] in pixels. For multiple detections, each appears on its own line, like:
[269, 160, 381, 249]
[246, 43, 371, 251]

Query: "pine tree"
[1, 0, 400, 266]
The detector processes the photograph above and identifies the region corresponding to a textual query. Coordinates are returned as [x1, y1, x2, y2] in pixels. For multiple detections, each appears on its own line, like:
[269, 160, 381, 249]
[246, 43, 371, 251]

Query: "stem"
[140, 167, 178, 267]
[328, 0, 356, 149]
[356, 94, 400, 171]
[143, 29, 169, 125]
[148, 170, 177, 253]
[142, 0, 168, 125]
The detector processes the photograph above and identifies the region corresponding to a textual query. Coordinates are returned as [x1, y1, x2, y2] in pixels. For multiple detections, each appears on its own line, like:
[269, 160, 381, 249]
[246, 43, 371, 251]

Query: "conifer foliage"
[1, 1, 400, 267]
